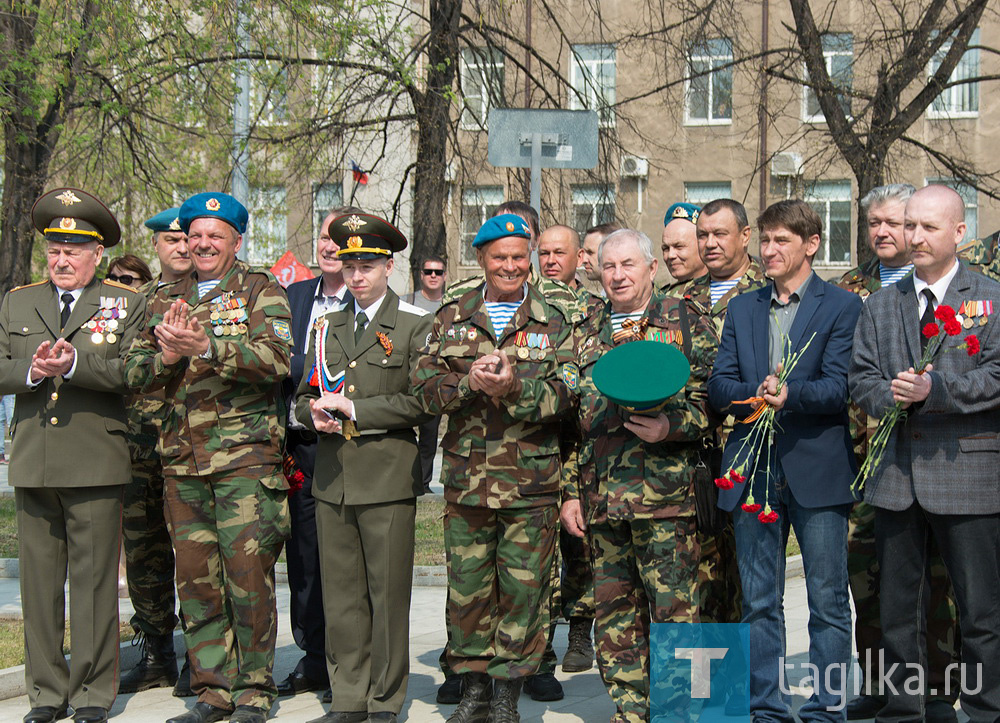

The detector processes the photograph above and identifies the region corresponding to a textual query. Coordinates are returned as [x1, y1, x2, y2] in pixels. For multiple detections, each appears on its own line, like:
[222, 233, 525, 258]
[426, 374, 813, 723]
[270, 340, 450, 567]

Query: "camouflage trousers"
[848, 502, 960, 702]
[123, 455, 178, 636]
[590, 516, 700, 723]
[164, 469, 290, 710]
[444, 502, 557, 680]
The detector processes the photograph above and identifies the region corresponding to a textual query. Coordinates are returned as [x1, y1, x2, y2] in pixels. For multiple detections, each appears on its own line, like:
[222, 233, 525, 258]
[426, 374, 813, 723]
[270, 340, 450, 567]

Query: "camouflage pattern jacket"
[125, 261, 292, 484]
[444, 266, 588, 325]
[568, 293, 716, 524]
[677, 257, 769, 336]
[412, 282, 578, 509]
[958, 232, 1000, 283]
[126, 277, 169, 461]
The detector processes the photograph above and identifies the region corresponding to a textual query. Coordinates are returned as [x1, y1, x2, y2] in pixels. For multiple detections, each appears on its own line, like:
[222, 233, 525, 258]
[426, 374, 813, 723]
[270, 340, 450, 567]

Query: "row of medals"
[210, 302, 249, 336]
[86, 306, 127, 345]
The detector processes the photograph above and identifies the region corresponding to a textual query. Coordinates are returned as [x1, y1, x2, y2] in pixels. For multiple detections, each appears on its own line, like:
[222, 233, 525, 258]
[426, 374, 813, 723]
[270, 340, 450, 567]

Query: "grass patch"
[786, 530, 800, 557]
[0, 497, 16, 558]
[0, 618, 135, 669]
[415, 496, 445, 566]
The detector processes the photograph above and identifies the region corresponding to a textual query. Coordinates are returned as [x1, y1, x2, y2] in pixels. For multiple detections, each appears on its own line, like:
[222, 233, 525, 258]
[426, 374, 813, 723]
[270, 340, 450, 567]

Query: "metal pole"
[530, 132, 541, 270]
[232, 0, 250, 261]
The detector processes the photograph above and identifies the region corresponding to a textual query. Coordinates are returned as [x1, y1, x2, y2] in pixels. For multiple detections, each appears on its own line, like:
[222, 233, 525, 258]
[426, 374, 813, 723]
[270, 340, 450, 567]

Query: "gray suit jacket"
[849, 263, 1000, 514]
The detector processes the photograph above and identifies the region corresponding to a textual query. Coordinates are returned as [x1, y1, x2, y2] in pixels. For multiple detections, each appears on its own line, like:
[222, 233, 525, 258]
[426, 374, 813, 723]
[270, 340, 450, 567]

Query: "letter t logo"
[675, 647, 729, 698]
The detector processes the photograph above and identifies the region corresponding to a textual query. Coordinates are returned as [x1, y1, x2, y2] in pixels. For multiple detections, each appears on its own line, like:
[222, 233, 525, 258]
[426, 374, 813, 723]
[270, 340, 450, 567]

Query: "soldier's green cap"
[664, 202, 700, 227]
[31, 187, 121, 248]
[330, 212, 407, 259]
[592, 340, 691, 413]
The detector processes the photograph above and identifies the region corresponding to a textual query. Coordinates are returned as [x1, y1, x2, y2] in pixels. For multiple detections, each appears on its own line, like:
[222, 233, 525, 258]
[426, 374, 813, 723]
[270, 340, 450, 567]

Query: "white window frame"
[246, 185, 288, 266]
[460, 186, 504, 266]
[927, 29, 980, 119]
[684, 181, 733, 206]
[927, 178, 978, 239]
[460, 47, 504, 130]
[684, 38, 733, 126]
[571, 184, 616, 232]
[802, 33, 853, 123]
[312, 182, 345, 264]
[569, 44, 616, 128]
[804, 180, 853, 267]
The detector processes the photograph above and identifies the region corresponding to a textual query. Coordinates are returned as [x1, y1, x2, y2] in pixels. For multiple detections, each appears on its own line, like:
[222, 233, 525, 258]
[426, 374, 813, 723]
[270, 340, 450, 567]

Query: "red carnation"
[758, 509, 780, 524]
[729, 470, 747, 484]
[965, 334, 981, 355]
[922, 322, 939, 338]
[934, 305, 957, 322]
[714, 476, 734, 490]
[943, 318, 962, 336]
[742, 502, 762, 513]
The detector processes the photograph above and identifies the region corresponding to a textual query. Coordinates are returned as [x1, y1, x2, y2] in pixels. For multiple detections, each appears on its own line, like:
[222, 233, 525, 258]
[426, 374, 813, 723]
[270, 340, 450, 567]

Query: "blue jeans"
[734, 483, 852, 723]
[0, 395, 14, 457]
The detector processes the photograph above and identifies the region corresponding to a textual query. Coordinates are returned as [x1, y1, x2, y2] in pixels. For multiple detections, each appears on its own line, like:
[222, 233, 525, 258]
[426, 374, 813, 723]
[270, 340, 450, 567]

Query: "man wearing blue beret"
[126, 192, 292, 723]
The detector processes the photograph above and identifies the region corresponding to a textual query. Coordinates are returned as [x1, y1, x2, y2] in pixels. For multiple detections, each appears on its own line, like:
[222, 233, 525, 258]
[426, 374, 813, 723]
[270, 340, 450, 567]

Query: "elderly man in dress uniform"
[0, 188, 145, 723]
[125, 192, 291, 723]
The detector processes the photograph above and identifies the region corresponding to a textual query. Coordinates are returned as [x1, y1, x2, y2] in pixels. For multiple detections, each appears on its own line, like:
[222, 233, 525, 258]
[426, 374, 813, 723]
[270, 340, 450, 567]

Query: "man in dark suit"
[295, 213, 431, 723]
[849, 184, 1000, 723]
[277, 207, 358, 698]
[0, 188, 145, 723]
[709, 199, 862, 723]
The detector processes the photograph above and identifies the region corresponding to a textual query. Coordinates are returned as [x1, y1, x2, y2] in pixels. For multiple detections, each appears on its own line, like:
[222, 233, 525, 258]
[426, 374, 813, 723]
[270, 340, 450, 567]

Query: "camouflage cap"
[32, 187, 122, 248]
[592, 340, 691, 413]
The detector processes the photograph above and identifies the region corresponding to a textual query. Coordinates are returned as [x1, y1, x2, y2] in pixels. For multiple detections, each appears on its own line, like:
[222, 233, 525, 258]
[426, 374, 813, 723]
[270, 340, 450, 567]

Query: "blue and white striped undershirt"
[710, 278, 741, 305]
[484, 302, 521, 338]
[197, 279, 221, 298]
[610, 311, 644, 334]
[879, 263, 913, 287]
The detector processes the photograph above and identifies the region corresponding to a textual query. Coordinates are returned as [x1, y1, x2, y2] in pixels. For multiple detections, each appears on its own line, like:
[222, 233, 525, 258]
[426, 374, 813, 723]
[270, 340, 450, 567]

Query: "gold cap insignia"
[168, 218, 181, 231]
[343, 215, 366, 232]
[56, 190, 82, 206]
[59, 217, 77, 230]
[206, 198, 221, 211]
[347, 235, 363, 249]
[505, 222, 515, 232]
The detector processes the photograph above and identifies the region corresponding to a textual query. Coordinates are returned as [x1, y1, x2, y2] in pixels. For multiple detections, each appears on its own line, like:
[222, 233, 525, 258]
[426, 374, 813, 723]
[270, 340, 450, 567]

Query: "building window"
[803, 33, 853, 122]
[804, 180, 852, 266]
[312, 182, 344, 263]
[684, 181, 733, 206]
[684, 38, 733, 125]
[460, 186, 504, 265]
[570, 44, 616, 127]
[927, 178, 978, 239]
[250, 62, 289, 126]
[572, 185, 616, 233]
[928, 29, 979, 118]
[247, 186, 287, 266]
[460, 47, 504, 130]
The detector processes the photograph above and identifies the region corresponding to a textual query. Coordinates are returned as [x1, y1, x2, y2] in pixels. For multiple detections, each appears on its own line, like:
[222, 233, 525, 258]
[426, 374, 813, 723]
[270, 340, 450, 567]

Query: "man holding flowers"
[849, 184, 1000, 723]
[708, 200, 862, 723]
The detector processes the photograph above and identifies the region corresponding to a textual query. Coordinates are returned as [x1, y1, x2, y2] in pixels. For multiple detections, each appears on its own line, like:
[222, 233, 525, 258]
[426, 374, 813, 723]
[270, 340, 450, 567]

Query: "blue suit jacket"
[708, 276, 862, 510]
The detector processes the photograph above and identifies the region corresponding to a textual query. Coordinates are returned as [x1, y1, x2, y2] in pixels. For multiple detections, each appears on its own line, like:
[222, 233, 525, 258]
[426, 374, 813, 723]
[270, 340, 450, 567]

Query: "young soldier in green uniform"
[294, 213, 432, 723]
[413, 214, 579, 723]
[561, 228, 715, 723]
[125, 193, 292, 723]
[837, 184, 959, 723]
[1, 188, 145, 723]
[118, 208, 193, 697]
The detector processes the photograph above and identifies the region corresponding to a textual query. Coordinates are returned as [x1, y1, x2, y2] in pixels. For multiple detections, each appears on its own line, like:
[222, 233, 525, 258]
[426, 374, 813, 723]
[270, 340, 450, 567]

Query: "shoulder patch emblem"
[272, 319, 292, 342]
[561, 362, 579, 391]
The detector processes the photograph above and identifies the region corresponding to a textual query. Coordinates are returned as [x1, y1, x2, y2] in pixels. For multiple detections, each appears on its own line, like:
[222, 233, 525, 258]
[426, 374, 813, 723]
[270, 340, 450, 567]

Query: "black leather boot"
[445, 673, 492, 723]
[487, 679, 523, 723]
[118, 631, 178, 694]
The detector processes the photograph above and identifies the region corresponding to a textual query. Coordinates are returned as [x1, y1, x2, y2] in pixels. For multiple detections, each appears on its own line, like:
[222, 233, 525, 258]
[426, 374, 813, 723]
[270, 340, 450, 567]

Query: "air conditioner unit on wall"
[621, 155, 649, 179]
[771, 152, 804, 177]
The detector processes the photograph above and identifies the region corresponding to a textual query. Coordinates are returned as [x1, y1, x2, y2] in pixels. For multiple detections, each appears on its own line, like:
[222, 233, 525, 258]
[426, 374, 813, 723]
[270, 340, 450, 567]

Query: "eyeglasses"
[422, 269, 445, 276]
[107, 273, 139, 285]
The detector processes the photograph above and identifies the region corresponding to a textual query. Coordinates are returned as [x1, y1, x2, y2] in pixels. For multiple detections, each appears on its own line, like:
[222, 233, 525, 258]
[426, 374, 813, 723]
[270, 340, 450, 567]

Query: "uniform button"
[49, 416, 58, 425]
[50, 392, 58, 401]
[381, 358, 388, 365]
[348, 384, 356, 393]
[22, 326, 28, 332]
[349, 360, 357, 368]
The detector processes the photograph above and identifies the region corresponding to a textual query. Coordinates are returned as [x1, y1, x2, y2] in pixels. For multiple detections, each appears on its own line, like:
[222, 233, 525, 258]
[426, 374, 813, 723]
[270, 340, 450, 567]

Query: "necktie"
[919, 288, 936, 352]
[354, 311, 368, 345]
[60, 292, 74, 330]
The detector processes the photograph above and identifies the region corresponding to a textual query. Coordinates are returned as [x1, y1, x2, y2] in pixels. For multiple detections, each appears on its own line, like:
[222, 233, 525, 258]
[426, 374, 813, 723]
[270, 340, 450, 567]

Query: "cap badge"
[343, 215, 366, 232]
[347, 235, 363, 249]
[56, 190, 82, 206]
[168, 218, 181, 231]
[59, 217, 77, 230]
[505, 222, 515, 232]
[205, 198, 221, 211]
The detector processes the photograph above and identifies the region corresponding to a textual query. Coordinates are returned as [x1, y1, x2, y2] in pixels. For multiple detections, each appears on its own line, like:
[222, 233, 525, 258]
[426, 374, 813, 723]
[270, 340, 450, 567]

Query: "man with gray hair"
[837, 183, 960, 722]
[560, 228, 716, 723]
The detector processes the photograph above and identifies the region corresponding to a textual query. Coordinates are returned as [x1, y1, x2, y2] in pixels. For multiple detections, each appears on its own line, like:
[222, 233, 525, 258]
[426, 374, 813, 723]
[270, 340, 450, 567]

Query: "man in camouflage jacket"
[125, 193, 291, 723]
[560, 228, 715, 723]
[412, 214, 578, 723]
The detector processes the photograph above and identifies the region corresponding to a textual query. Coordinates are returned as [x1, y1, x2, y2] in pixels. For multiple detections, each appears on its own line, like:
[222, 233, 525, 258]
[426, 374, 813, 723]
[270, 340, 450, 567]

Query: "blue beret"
[144, 208, 182, 233]
[663, 202, 701, 227]
[178, 192, 249, 235]
[472, 213, 532, 248]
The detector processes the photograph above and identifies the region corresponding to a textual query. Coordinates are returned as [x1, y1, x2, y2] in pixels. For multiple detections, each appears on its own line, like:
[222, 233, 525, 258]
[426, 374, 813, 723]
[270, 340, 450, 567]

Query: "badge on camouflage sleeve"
[272, 319, 291, 342]
[561, 362, 579, 391]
